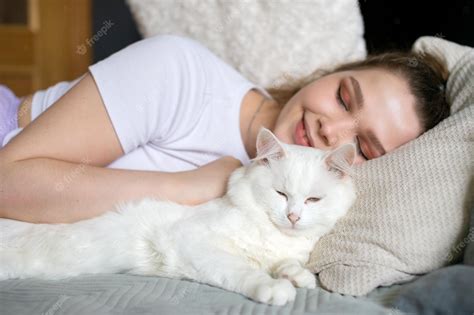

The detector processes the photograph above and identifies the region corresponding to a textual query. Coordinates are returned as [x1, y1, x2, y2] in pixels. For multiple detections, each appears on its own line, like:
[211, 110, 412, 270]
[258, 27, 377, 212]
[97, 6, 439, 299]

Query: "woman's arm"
[0, 73, 242, 223]
[0, 155, 240, 224]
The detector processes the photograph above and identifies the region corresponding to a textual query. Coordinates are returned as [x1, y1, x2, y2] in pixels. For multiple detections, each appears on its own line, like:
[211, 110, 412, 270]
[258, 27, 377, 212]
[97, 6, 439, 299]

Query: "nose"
[319, 116, 357, 148]
[287, 212, 300, 225]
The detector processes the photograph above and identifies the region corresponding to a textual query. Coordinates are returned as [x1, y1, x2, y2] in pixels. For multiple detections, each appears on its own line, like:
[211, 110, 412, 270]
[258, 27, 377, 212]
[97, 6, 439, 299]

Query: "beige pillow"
[307, 36, 474, 296]
[125, 0, 366, 87]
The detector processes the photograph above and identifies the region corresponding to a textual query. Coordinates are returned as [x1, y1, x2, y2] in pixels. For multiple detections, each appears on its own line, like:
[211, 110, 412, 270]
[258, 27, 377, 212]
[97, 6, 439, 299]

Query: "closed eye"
[305, 197, 321, 203]
[336, 84, 369, 161]
[275, 190, 287, 200]
[336, 84, 348, 111]
[355, 136, 369, 160]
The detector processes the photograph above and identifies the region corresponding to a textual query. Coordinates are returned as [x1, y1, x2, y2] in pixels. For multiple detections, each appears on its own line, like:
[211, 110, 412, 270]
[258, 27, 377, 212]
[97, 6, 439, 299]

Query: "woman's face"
[272, 68, 423, 165]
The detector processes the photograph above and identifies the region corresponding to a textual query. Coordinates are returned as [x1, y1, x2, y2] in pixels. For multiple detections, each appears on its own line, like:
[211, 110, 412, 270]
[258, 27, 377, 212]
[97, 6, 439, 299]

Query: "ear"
[249, 127, 288, 166]
[323, 142, 356, 179]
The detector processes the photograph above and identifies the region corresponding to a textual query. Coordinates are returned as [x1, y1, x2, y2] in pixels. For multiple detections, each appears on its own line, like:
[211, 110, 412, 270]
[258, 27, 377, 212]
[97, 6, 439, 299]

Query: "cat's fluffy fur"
[0, 127, 357, 306]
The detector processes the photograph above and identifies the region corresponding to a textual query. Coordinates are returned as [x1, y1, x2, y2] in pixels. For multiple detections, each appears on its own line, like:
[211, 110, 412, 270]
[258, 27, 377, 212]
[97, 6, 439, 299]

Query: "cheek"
[302, 205, 317, 218]
[268, 195, 290, 217]
[302, 79, 342, 113]
[278, 100, 302, 123]
[255, 186, 283, 208]
[272, 107, 301, 144]
[303, 93, 334, 116]
[352, 155, 366, 165]
[270, 196, 288, 213]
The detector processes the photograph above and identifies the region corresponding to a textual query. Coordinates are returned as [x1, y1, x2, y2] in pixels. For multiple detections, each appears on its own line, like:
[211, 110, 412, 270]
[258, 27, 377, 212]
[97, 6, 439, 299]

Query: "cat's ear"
[250, 127, 287, 166]
[323, 142, 356, 179]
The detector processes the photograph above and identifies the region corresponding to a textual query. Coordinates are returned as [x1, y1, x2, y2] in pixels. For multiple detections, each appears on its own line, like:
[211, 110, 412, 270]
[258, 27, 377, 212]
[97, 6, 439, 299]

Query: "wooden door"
[0, 0, 92, 96]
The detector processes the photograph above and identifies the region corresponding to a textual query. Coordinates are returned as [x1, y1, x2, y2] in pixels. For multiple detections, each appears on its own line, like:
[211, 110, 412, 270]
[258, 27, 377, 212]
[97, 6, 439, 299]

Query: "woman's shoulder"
[137, 34, 214, 57]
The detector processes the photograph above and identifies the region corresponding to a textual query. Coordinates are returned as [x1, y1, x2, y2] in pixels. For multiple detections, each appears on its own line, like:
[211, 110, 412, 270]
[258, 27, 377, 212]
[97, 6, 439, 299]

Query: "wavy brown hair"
[266, 51, 450, 133]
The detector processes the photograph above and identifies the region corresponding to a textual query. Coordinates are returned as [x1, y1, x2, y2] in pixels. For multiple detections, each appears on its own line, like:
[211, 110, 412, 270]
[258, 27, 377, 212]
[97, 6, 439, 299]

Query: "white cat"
[0, 127, 357, 306]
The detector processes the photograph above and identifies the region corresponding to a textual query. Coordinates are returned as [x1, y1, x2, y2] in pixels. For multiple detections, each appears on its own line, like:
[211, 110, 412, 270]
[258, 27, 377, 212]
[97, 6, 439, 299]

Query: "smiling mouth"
[303, 117, 314, 147]
[294, 115, 311, 147]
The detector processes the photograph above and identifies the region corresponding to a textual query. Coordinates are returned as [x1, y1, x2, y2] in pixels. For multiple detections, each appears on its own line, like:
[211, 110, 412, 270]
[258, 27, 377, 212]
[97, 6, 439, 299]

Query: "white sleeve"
[88, 35, 207, 155]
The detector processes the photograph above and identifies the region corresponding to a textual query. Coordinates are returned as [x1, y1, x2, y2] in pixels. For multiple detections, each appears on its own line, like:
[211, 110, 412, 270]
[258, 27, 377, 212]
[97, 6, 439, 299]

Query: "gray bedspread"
[0, 274, 408, 315]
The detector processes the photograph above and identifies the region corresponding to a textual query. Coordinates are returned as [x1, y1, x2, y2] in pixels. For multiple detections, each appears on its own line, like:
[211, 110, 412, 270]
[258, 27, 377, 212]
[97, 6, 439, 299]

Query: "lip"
[303, 118, 315, 147]
[294, 116, 311, 147]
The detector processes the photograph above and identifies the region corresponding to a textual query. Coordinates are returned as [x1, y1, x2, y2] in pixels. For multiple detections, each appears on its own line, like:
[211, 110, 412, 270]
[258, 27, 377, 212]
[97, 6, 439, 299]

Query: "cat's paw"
[277, 265, 316, 289]
[248, 278, 296, 306]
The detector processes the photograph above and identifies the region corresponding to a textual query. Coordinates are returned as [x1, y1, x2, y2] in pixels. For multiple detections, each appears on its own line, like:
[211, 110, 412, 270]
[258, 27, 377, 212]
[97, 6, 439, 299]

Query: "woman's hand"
[179, 156, 243, 205]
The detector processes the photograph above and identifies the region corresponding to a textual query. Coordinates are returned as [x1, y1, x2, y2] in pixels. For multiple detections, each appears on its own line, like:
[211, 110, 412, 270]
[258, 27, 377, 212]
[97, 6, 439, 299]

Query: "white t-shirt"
[3, 35, 271, 172]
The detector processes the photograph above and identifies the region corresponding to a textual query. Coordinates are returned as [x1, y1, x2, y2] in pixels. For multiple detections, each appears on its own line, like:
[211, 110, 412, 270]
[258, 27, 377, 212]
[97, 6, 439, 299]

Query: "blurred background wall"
[1, 0, 473, 96]
[91, 0, 474, 62]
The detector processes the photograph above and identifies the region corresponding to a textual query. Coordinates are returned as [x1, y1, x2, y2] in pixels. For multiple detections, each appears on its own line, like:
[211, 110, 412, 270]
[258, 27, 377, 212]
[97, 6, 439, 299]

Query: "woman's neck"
[240, 89, 281, 160]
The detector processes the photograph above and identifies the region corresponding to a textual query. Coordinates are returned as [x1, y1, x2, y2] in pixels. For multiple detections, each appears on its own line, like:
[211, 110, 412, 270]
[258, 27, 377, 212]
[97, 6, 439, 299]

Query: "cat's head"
[227, 127, 357, 238]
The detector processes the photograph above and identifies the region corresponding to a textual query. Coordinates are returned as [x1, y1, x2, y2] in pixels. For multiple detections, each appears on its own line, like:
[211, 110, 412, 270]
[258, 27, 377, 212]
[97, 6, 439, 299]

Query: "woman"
[0, 35, 449, 224]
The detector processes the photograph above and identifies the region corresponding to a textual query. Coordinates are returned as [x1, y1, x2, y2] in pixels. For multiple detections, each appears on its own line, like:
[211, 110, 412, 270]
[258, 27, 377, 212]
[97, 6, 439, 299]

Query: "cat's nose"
[287, 212, 300, 225]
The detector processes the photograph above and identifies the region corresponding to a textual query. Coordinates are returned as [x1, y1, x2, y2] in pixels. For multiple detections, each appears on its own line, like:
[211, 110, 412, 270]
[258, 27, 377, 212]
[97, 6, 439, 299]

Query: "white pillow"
[125, 0, 366, 86]
[307, 36, 474, 296]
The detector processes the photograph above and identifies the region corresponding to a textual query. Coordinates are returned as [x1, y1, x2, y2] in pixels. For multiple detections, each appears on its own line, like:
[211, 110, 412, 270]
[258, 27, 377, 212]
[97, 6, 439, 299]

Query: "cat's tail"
[0, 211, 137, 280]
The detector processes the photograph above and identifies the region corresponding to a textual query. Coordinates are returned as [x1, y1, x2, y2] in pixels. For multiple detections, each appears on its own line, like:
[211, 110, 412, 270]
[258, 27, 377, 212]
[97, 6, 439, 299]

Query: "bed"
[0, 274, 407, 315]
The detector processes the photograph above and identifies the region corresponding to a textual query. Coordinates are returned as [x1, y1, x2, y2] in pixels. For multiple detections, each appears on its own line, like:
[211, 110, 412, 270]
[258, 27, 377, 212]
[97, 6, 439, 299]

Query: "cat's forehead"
[283, 143, 327, 162]
[270, 145, 330, 192]
[285, 143, 326, 156]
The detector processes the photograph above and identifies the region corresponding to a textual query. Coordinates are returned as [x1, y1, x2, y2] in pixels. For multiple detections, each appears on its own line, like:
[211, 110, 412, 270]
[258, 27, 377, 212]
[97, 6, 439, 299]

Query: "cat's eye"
[306, 197, 321, 203]
[275, 190, 287, 200]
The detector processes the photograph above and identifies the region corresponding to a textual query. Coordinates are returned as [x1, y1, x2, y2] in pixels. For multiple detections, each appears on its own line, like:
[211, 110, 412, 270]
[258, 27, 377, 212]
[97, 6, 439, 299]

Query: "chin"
[279, 224, 308, 236]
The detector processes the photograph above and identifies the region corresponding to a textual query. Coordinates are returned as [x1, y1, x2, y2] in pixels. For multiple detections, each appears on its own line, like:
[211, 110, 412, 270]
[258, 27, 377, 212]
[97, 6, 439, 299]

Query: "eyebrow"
[349, 76, 387, 156]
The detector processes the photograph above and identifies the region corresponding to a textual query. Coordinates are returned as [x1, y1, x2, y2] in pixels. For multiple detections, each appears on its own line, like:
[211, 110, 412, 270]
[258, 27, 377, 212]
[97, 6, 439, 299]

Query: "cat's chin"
[278, 225, 309, 237]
